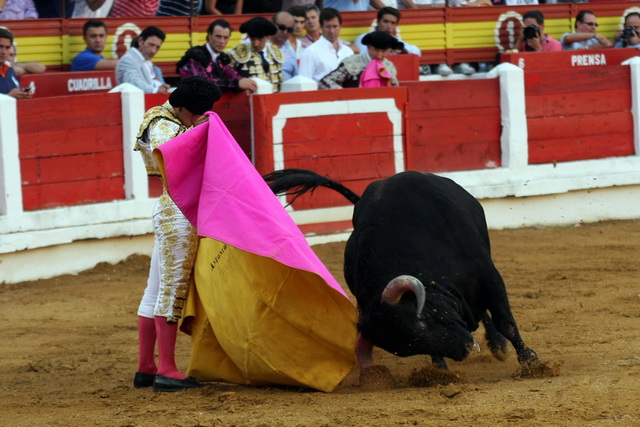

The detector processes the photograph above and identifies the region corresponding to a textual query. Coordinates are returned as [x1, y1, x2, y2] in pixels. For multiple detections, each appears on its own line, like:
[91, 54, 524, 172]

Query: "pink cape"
[154, 112, 347, 297]
[360, 58, 392, 88]
[153, 112, 357, 392]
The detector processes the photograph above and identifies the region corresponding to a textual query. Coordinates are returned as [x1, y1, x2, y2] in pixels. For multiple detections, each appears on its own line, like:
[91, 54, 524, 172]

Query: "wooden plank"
[525, 67, 630, 96]
[406, 110, 501, 144]
[18, 94, 122, 133]
[526, 89, 631, 117]
[19, 126, 122, 158]
[407, 140, 502, 172]
[286, 153, 397, 182]
[20, 151, 124, 185]
[22, 177, 125, 211]
[282, 113, 394, 141]
[298, 220, 354, 237]
[527, 112, 633, 142]
[283, 136, 394, 160]
[529, 133, 634, 164]
[402, 80, 500, 111]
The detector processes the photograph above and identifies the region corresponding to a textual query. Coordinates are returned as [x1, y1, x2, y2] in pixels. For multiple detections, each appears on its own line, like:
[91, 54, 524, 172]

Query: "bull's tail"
[263, 169, 360, 205]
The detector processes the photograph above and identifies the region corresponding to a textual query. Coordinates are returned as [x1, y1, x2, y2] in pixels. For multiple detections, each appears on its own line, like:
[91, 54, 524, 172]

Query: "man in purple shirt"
[0, 0, 38, 20]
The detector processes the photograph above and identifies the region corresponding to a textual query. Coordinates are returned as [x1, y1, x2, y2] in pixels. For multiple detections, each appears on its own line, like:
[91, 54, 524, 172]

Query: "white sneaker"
[437, 64, 453, 77]
[456, 62, 475, 76]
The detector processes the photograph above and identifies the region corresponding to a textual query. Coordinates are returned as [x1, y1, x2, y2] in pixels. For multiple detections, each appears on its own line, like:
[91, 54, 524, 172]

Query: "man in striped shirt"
[156, 0, 202, 16]
[110, 0, 158, 17]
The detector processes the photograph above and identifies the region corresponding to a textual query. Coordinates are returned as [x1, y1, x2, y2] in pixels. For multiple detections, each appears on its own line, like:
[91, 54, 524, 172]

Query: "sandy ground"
[2, 219, 640, 426]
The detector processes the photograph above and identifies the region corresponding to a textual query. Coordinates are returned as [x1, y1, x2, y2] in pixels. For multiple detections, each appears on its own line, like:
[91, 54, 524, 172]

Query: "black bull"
[264, 169, 540, 371]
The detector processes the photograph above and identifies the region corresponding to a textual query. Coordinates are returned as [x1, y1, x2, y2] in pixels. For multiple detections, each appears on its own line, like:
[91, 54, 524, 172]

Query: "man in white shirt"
[116, 26, 170, 94]
[299, 7, 354, 82]
[354, 7, 421, 57]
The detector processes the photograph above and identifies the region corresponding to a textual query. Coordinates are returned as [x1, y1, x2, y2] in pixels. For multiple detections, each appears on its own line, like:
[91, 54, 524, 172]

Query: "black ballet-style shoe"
[133, 372, 156, 388]
[153, 374, 202, 392]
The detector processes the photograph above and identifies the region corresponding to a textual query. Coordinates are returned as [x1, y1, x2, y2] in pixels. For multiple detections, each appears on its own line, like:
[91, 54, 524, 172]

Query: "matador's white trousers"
[138, 193, 198, 322]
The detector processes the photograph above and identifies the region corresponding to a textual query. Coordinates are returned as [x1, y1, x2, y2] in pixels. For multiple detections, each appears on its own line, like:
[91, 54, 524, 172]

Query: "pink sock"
[137, 316, 157, 374]
[154, 316, 186, 379]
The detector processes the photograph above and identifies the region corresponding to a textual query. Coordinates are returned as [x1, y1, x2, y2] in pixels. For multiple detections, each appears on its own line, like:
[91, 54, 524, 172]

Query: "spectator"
[116, 26, 170, 94]
[71, 19, 118, 72]
[354, 7, 420, 56]
[271, 11, 298, 81]
[109, 0, 158, 17]
[613, 12, 640, 49]
[561, 10, 612, 51]
[319, 30, 401, 89]
[0, 28, 31, 99]
[288, 5, 306, 60]
[133, 76, 222, 393]
[156, 0, 202, 16]
[9, 43, 46, 76]
[518, 10, 561, 53]
[227, 16, 284, 92]
[201, 0, 242, 15]
[300, 4, 321, 48]
[299, 7, 354, 82]
[71, 0, 114, 18]
[176, 19, 256, 93]
[0, 0, 38, 19]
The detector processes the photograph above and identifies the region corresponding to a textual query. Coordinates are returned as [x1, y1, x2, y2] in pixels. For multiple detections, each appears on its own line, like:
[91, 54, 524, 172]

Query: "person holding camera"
[561, 10, 612, 51]
[613, 12, 640, 48]
[519, 10, 561, 53]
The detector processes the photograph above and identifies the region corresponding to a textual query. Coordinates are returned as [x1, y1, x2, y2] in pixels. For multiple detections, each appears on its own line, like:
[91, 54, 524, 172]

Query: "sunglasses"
[277, 24, 294, 33]
[582, 21, 599, 27]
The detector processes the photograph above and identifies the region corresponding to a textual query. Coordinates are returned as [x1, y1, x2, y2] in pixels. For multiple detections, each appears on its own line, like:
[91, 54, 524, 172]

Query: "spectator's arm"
[94, 58, 119, 70]
[14, 61, 46, 75]
[203, 0, 222, 14]
[460, 0, 492, 6]
[0, 0, 7, 11]
[399, 0, 418, 8]
[563, 32, 597, 45]
[85, 0, 108, 11]
[6, 88, 32, 99]
[590, 34, 613, 49]
[370, 0, 387, 10]
[234, 0, 244, 14]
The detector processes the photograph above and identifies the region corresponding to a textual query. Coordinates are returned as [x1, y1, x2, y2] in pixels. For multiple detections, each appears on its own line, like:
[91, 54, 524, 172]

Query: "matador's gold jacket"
[227, 43, 284, 93]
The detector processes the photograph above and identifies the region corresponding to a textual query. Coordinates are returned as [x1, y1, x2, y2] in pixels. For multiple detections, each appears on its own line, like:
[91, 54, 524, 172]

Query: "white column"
[0, 94, 24, 216]
[622, 56, 640, 156]
[488, 63, 528, 170]
[110, 83, 147, 199]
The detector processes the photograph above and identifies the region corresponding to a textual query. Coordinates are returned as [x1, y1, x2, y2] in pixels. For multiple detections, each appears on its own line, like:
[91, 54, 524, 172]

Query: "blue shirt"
[71, 48, 105, 72]
[0, 66, 20, 95]
[323, 0, 369, 12]
[561, 31, 600, 51]
[279, 40, 298, 81]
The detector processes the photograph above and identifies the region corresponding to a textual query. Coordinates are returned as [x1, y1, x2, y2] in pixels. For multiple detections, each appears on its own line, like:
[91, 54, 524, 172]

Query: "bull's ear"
[381, 275, 426, 317]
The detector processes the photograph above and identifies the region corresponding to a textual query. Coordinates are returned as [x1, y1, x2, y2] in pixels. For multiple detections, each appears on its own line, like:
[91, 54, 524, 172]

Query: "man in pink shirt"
[519, 10, 561, 53]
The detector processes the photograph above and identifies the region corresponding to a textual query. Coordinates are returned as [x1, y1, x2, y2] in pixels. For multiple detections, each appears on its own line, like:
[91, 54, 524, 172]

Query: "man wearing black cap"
[133, 76, 222, 392]
[227, 16, 284, 93]
[319, 31, 401, 90]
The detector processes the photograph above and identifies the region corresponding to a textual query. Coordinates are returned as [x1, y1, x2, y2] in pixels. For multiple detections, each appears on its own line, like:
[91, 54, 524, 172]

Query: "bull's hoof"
[488, 335, 511, 361]
[517, 347, 539, 366]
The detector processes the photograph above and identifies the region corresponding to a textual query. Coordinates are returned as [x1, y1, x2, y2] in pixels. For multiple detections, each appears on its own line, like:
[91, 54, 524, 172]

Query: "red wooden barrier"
[402, 79, 502, 173]
[252, 87, 408, 213]
[19, 71, 117, 98]
[387, 54, 420, 81]
[526, 66, 634, 164]
[18, 93, 125, 210]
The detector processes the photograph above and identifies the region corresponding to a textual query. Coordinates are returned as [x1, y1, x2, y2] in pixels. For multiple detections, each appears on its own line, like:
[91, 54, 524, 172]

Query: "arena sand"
[1, 220, 639, 426]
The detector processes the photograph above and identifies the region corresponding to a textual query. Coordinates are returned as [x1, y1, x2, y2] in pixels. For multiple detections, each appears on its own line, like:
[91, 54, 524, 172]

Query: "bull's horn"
[381, 275, 426, 317]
